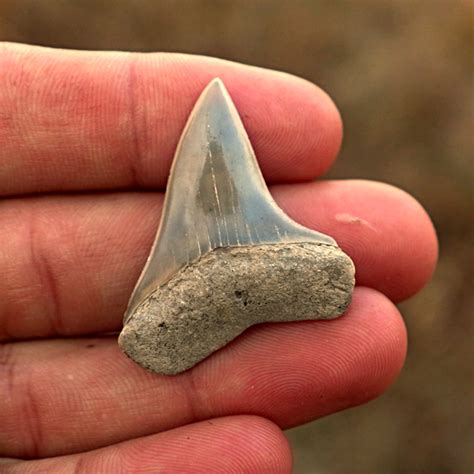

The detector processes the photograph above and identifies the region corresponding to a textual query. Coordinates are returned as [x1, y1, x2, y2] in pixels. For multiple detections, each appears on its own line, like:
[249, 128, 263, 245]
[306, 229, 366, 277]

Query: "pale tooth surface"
[120, 78, 355, 375]
[125, 78, 335, 322]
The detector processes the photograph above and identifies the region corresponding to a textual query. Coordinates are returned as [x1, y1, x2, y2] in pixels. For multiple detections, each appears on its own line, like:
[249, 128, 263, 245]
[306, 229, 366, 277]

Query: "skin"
[0, 43, 438, 473]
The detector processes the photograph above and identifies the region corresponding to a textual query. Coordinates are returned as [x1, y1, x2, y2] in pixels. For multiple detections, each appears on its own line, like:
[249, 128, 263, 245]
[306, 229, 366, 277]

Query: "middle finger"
[0, 180, 437, 340]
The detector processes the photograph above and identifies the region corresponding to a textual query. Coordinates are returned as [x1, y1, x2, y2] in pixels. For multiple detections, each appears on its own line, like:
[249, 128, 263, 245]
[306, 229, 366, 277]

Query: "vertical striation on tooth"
[120, 78, 355, 375]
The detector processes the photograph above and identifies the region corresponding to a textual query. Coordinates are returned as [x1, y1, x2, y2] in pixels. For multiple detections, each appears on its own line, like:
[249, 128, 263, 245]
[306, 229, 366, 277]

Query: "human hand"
[0, 43, 437, 473]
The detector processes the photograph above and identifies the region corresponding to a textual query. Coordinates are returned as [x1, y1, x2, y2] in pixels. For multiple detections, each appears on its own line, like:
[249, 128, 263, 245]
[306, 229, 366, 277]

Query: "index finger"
[0, 42, 342, 195]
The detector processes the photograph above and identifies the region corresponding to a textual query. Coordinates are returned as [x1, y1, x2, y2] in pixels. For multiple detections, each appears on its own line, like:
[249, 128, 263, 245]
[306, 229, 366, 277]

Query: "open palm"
[0, 43, 437, 473]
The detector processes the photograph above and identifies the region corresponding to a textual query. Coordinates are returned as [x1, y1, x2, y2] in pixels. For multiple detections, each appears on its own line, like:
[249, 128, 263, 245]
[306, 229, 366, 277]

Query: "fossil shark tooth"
[119, 78, 355, 375]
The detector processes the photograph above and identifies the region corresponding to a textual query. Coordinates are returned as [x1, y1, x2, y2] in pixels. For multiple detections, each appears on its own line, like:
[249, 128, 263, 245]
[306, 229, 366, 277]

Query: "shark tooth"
[119, 78, 355, 375]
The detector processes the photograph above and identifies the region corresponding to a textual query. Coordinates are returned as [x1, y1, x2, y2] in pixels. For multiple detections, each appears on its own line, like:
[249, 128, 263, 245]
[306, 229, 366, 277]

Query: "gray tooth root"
[120, 243, 354, 375]
[119, 78, 355, 375]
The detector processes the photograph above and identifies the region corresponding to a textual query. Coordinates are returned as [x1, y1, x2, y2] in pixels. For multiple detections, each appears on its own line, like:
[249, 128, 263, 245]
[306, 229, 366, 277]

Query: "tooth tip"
[201, 77, 229, 102]
[207, 76, 226, 89]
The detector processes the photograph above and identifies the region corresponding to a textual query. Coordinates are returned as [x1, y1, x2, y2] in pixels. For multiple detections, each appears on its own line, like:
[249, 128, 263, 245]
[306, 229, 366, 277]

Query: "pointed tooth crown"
[125, 78, 336, 320]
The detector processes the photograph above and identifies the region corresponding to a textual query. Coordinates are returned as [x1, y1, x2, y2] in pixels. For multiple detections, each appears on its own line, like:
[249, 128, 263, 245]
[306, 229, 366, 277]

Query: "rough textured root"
[119, 243, 355, 375]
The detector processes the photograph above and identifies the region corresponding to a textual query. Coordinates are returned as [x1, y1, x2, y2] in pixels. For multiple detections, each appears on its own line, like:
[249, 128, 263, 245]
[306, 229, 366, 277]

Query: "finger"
[0, 180, 437, 340]
[0, 288, 406, 458]
[2, 416, 292, 473]
[0, 42, 342, 195]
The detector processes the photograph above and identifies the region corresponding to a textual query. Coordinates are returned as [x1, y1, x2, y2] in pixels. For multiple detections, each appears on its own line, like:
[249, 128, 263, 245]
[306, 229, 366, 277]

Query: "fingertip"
[342, 287, 407, 404]
[301, 82, 344, 177]
[344, 181, 439, 302]
[225, 415, 293, 473]
[384, 183, 439, 300]
[116, 415, 293, 474]
[237, 72, 343, 181]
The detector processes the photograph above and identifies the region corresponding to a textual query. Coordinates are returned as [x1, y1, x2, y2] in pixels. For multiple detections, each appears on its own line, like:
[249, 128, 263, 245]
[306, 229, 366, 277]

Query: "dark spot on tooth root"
[234, 290, 249, 306]
[119, 242, 355, 375]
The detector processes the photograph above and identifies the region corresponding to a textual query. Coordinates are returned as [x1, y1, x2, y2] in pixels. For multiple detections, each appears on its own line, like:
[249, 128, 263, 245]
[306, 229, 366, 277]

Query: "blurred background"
[0, 1, 472, 472]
